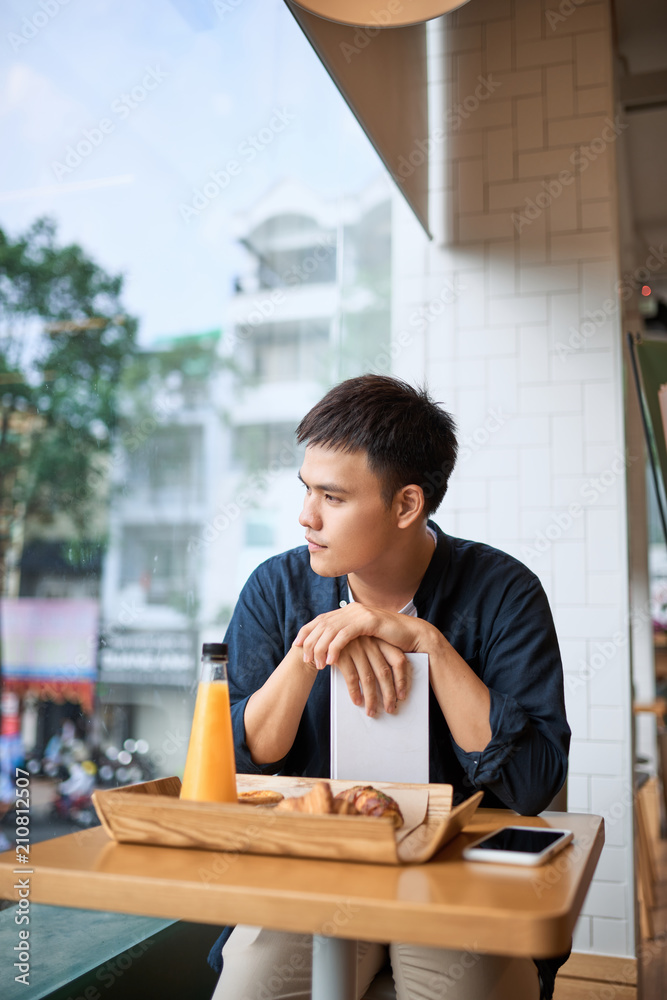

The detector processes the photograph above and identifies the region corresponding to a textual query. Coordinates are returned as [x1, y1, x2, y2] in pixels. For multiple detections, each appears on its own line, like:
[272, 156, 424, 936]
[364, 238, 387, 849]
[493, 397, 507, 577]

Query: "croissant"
[334, 785, 404, 828]
[275, 781, 335, 814]
[332, 796, 359, 815]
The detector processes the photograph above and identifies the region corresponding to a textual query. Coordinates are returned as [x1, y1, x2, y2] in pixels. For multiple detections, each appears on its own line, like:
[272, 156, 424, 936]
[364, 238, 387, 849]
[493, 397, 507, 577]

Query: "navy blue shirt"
[225, 521, 569, 816]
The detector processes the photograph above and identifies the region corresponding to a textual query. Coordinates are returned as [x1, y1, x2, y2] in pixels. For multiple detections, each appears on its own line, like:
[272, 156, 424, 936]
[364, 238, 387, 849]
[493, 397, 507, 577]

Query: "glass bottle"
[180, 643, 237, 803]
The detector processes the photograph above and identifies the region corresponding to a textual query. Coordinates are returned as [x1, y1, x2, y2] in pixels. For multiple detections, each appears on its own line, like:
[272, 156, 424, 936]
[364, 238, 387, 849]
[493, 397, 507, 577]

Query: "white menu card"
[330, 652, 430, 783]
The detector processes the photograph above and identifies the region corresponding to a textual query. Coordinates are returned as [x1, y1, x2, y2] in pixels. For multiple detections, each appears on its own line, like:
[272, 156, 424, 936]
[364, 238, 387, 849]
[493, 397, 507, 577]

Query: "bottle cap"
[202, 642, 228, 658]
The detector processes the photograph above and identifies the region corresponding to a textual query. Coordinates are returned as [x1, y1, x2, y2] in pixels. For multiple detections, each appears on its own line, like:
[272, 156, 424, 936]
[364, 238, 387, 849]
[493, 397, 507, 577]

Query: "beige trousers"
[212, 925, 541, 1000]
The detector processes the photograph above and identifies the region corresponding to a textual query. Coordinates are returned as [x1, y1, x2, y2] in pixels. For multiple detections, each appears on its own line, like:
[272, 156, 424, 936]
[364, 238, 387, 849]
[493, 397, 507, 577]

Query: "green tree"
[0, 216, 137, 725]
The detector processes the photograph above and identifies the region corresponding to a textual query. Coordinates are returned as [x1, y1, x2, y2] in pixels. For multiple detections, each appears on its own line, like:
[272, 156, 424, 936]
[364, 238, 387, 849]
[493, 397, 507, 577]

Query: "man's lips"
[306, 536, 327, 551]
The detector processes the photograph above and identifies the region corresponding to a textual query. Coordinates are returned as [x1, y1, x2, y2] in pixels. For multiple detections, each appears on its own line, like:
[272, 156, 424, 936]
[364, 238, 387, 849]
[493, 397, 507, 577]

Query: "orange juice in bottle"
[180, 643, 237, 803]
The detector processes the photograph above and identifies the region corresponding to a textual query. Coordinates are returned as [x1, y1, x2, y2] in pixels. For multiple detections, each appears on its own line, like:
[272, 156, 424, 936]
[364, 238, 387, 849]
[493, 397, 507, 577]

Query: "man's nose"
[299, 494, 321, 529]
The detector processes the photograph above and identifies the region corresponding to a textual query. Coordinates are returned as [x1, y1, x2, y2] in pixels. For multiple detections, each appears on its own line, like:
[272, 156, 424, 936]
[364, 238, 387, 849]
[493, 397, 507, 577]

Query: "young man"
[211, 375, 570, 1000]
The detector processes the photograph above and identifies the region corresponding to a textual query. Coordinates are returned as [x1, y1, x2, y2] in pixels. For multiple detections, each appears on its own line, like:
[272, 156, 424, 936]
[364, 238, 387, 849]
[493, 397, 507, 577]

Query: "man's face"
[298, 443, 397, 578]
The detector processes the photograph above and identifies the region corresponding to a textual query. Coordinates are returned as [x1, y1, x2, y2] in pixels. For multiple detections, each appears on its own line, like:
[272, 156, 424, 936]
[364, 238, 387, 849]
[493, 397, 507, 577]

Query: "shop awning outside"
[0, 599, 98, 714]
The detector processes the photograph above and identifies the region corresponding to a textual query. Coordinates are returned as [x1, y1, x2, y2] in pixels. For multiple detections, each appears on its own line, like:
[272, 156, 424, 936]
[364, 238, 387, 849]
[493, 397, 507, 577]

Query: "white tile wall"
[551, 3, 606, 36]
[590, 706, 625, 741]
[573, 916, 592, 951]
[545, 64, 574, 119]
[567, 774, 590, 811]
[553, 541, 588, 606]
[592, 917, 630, 956]
[576, 86, 609, 115]
[394, 0, 635, 959]
[485, 129, 515, 182]
[588, 655, 627, 708]
[581, 880, 627, 918]
[569, 739, 624, 776]
[593, 844, 630, 881]
[575, 31, 612, 86]
[552, 414, 585, 475]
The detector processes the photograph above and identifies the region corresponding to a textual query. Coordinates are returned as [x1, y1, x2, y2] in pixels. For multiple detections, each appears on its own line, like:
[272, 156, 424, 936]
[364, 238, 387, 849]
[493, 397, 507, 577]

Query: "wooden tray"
[93, 774, 483, 865]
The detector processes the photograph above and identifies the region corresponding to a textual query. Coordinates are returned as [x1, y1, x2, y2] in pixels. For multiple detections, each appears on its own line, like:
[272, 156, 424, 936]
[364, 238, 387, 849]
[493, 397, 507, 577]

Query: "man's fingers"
[336, 638, 403, 716]
[294, 611, 335, 646]
[338, 648, 377, 716]
[297, 624, 330, 668]
[363, 638, 398, 714]
[376, 640, 411, 701]
[310, 625, 360, 670]
[293, 616, 327, 651]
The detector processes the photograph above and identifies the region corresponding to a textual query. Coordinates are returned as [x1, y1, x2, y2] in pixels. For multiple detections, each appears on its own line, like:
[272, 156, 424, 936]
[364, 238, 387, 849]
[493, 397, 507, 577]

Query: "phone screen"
[472, 828, 566, 854]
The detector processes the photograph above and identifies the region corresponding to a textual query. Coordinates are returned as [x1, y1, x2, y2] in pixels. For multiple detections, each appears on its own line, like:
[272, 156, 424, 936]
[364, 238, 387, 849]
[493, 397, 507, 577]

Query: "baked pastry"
[275, 781, 334, 815]
[332, 797, 360, 815]
[273, 781, 402, 828]
[334, 785, 404, 828]
[237, 790, 284, 806]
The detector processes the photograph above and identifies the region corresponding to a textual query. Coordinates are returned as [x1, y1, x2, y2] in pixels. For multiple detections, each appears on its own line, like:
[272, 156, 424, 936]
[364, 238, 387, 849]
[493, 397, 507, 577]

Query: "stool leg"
[312, 936, 358, 1000]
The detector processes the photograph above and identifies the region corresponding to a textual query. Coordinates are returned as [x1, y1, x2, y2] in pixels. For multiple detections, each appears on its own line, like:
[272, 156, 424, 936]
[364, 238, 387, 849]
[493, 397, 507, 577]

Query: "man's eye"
[325, 494, 340, 503]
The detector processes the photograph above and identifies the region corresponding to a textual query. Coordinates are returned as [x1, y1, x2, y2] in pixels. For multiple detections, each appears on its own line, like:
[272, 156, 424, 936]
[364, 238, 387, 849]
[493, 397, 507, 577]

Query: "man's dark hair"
[296, 374, 457, 516]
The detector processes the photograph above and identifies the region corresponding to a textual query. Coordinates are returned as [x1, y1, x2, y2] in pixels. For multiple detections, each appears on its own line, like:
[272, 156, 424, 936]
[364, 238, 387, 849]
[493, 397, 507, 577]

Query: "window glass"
[0, 0, 430, 856]
[127, 426, 204, 503]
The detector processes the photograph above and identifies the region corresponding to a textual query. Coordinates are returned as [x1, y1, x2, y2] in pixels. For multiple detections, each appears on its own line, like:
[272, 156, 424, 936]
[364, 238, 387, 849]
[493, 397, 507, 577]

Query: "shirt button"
[339, 600, 347, 607]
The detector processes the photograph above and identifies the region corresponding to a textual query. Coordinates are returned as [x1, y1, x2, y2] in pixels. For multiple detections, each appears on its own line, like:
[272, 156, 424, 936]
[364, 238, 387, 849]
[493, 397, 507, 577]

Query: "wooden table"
[0, 807, 603, 998]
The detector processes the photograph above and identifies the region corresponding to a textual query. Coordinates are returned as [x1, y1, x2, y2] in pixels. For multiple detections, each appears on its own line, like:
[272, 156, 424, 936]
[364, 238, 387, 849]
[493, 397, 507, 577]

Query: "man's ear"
[395, 484, 425, 528]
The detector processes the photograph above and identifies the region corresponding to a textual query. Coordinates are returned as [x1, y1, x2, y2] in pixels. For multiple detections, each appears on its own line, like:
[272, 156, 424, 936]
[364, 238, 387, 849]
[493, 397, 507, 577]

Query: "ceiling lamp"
[289, 0, 471, 28]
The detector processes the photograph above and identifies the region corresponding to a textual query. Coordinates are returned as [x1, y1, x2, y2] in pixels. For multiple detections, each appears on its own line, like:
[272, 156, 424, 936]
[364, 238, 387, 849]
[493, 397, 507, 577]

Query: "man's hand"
[293, 603, 441, 716]
[292, 603, 491, 752]
[294, 603, 434, 666]
[334, 636, 410, 716]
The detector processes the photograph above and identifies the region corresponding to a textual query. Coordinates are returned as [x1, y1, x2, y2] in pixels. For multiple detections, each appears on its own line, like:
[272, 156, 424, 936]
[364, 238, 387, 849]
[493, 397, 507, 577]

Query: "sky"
[0, 0, 385, 344]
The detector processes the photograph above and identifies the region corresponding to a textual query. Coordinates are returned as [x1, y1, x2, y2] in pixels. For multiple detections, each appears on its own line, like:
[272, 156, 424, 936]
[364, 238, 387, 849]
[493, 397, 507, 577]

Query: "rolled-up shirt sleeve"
[449, 578, 570, 816]
[224, 566, 290, 775]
